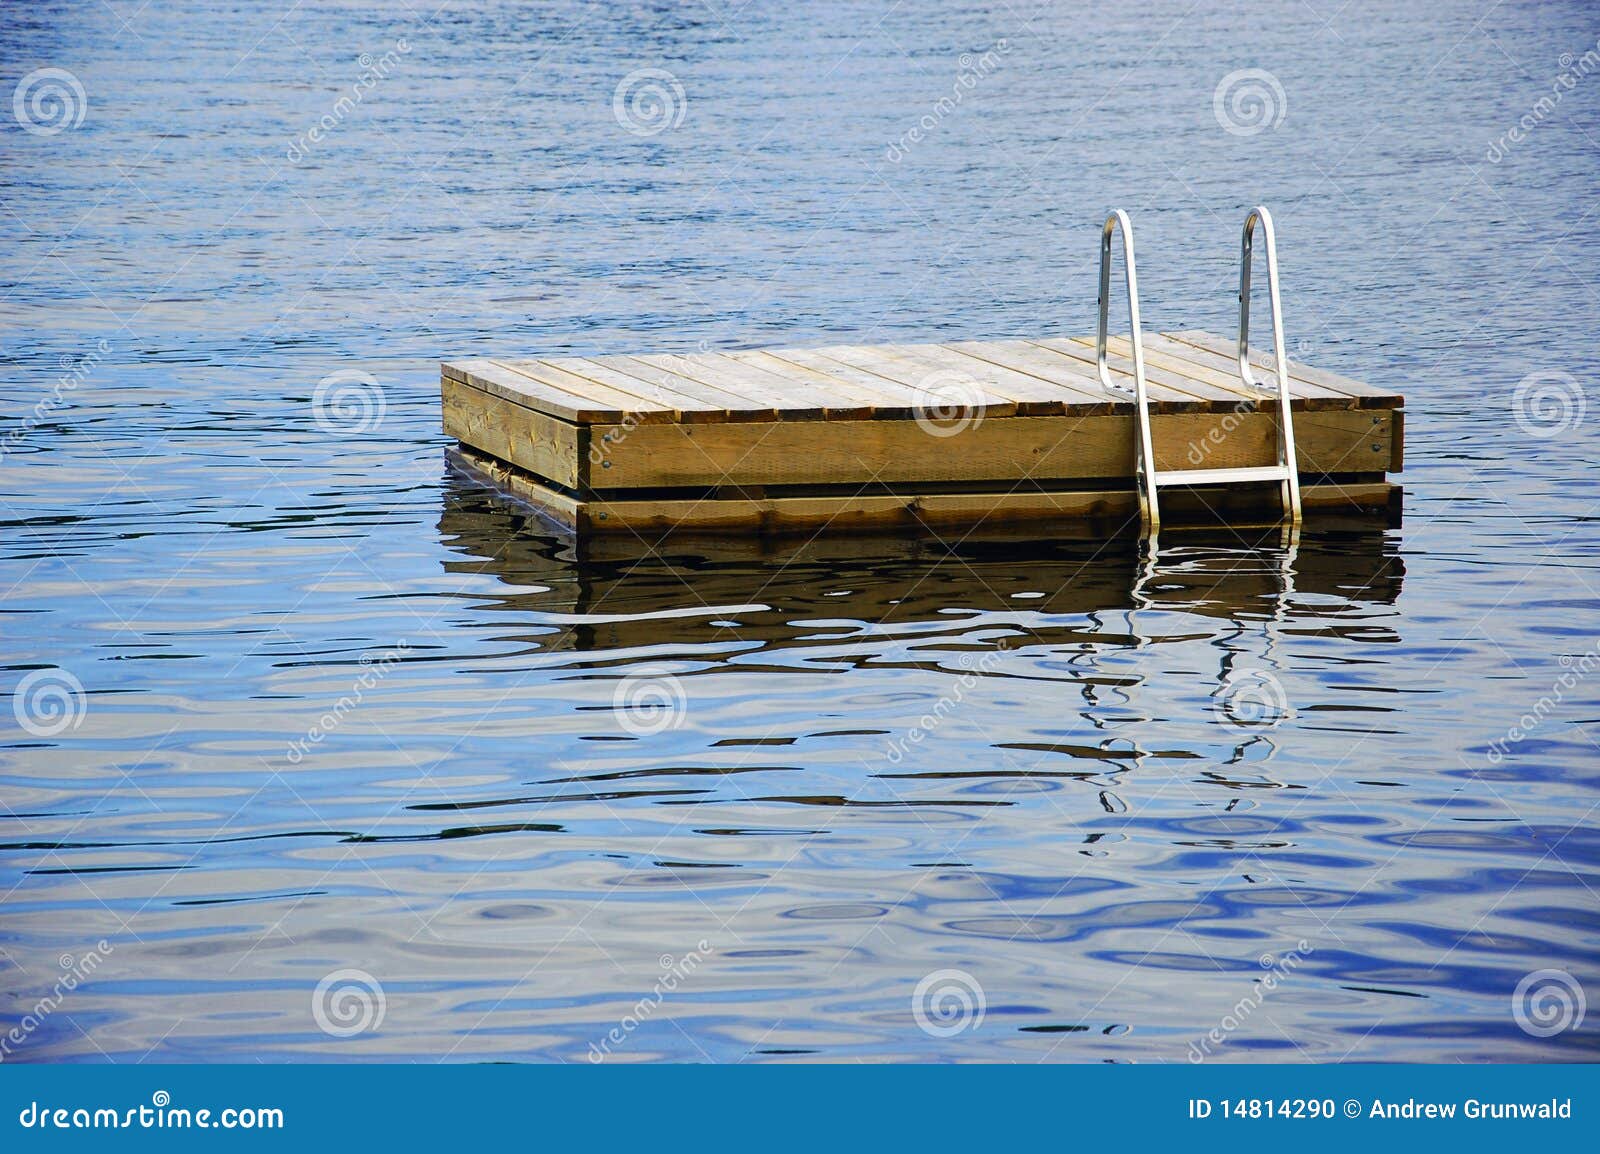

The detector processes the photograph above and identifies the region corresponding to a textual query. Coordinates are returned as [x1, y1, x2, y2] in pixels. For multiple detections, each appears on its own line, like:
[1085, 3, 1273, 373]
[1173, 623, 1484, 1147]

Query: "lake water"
[3, 0, 1599, 1062]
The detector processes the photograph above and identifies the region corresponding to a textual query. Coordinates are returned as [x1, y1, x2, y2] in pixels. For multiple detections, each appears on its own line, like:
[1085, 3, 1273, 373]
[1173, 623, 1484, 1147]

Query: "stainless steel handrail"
[1237, 206, 1302, 523]
[1096, 209, 1160, 532]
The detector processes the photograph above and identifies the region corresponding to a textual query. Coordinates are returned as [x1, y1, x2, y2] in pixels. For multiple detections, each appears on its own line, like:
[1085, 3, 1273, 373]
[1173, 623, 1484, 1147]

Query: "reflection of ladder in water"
[1070, 535, 1300, 787]
[1096, 206, 1304, 536]
[1130, 534, 1299, 763]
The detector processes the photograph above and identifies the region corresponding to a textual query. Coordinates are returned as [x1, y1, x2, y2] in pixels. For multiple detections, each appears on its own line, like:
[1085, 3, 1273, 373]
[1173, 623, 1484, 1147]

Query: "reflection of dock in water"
[438, 463, 1404, 658]
[434, 468, 1409, 838]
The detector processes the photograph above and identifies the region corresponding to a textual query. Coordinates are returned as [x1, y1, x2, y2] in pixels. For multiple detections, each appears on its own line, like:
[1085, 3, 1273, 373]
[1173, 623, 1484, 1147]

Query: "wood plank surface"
[444, 359, 627, 424]
[1097, 334, 1283, 407]
[441, 376, 582, 489]
[949, 339, 1209, 412]
[1166, 330, 1401, 407]
[719, 348, 922, 417]
[584, 406, 1398, 490]
[938, 341, 1128, 413]
[482, 357, 706, 423]
[761, 346, 972, 417]
[575, 481, 1396, 537]
[602, 354, 787, 419]
[868, 343, 1081, 416]
[457, 452, 1397, 537]
[442, 329, 1402, 425]
[1129, 334, 1352, 408]
[809, 344, 1022, 418]
[1027, 338, 1274, 409]
[542, 356, 758, 422]
[630, 352, 865, 419]
[488, 358, 680, 423]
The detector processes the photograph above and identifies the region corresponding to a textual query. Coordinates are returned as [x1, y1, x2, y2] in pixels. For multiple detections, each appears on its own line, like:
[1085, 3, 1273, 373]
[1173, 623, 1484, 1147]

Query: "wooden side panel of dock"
[451, 446, 1397, 537]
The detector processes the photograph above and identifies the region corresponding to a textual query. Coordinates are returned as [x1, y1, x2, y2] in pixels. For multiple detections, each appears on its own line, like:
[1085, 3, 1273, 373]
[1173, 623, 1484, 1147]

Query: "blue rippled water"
[3, 0, 1599, 1062]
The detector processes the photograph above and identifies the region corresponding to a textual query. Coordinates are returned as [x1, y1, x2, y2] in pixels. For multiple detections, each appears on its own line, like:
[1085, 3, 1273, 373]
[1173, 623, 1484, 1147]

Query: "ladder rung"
[1153, 465, 1292, 487]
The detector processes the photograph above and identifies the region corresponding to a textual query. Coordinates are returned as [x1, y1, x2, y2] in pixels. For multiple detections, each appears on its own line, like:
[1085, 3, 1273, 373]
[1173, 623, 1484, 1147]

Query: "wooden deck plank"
[585, 406, 1397, 490]
[1166, 330, 1401, 407]
[510, 356, 720, 422]
[487, 358, 679, 423]
[1085, 335, 1277, 408]
[633, 352, 869, 420]
[810, 344, 1021, 418]
[445, 330, 1401, 426]
[954, 339, 1205, 412]
[938, 341, 1127, 414]
[927, 344, 1118, 413]
[1091, 333, 1356, 411]
[1133, 334, 1353, 408]
[541, 356, 751, 423]
[600, 354, 783, 420]
[444, 358, 628, 424]
[762, 346, 965, 417]
[1026, 338, 1266, 409]
[442, 377, 582, 489]
[868, 343, 1081, 416]
[619, 353, 808, 416]
[718, 348, 920, 416]
[707, 353, 881, 420]
[456, 450, 1397, 538]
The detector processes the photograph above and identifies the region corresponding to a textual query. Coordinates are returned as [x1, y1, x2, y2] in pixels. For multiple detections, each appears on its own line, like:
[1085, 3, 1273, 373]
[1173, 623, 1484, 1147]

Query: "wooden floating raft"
[443, 207, 1402, 538]
[441, 328, 1402, 538]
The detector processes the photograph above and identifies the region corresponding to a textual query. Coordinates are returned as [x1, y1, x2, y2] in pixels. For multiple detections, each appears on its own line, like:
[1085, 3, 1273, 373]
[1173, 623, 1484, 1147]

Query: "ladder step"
[1153, 465, 1292, 487]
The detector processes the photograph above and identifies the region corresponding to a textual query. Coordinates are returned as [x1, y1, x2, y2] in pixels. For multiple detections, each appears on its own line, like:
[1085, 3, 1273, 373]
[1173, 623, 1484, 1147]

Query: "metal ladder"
[1095, 205, 1303, 534]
